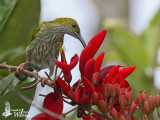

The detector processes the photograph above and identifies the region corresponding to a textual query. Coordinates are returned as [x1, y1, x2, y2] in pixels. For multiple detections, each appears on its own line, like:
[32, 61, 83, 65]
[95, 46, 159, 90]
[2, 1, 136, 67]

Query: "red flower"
[32, 92, 63, 120]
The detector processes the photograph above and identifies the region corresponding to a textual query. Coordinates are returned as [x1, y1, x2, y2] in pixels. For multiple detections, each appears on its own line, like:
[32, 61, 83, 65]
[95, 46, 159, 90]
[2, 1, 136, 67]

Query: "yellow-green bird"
[15, 18, 86, 80]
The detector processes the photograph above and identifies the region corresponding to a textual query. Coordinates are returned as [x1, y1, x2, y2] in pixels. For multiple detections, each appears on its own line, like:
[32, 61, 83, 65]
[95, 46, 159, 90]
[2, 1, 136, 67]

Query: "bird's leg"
[16, 62, 31, 74]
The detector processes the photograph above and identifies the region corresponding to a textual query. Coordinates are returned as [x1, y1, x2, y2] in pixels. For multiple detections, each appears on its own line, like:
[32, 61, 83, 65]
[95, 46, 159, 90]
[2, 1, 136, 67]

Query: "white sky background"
[26, 0, 100, 119]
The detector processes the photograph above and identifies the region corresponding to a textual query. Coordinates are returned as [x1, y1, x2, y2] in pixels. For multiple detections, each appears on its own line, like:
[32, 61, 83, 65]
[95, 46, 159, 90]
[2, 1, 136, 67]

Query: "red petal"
[119, 66, 136, 79]
[55, 59, 71, 74]
[82, 115, 96, 120]
[43, 92, 63, 120]
[82, 76, 95, 94]
[120, 80, 130, 88]
[70, 54, 79, 69]
[103, 65, 120, 84]
[99, 65, 115, 81]
[94, 84, 102, 93]
[88, 30, 107, 57]
[32, 113, 47, 120]
[57, 77, 71, 93]
[79, 44, 93, 76]
[112, 74, 124, 84]
[84, 58, 95, 81]
[94, 52, 104, 72]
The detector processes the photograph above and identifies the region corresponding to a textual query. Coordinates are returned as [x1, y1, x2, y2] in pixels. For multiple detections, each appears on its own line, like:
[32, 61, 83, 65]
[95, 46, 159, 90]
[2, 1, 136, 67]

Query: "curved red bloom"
[32, 92, 63, 120]
[75, 87, 89, 105]
[82, 76, 95, 95]
[119, 66, 136, 79]
[84, 58, 95, 81]
[55, 54, 79, 74]
[103, 65, 120, 84]
[79, 44, 93, 76]
[88, 30, 107, 57]
[94, 52, 105, 72]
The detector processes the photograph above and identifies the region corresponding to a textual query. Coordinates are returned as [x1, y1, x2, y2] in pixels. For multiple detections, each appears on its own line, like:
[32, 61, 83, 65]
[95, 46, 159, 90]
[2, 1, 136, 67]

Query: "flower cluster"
[32, 30, 160, 120]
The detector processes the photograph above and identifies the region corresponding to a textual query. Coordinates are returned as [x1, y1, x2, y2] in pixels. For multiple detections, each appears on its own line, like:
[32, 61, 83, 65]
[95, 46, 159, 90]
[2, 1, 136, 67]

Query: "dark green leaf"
[0, 0, 40, 65]
[0, 0, 17, 32]
[0, 80, 36, 120]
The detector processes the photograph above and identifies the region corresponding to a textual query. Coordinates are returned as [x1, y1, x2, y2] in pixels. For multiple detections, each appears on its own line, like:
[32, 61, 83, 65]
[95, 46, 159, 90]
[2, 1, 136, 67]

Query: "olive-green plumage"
[26, 18, 86, 76]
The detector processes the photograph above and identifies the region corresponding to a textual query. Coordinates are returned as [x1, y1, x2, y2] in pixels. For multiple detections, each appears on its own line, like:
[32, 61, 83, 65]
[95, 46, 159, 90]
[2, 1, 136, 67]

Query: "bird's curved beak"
[75, 32, 86, 48]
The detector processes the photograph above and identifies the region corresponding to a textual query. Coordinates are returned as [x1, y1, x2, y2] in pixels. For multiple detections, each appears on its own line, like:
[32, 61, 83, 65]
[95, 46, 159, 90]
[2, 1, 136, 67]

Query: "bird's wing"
[28, 22, 46, 45]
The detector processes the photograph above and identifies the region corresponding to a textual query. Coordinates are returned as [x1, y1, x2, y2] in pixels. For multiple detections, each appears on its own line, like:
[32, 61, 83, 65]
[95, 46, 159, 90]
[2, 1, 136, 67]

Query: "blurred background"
[0, 0, 160, 119]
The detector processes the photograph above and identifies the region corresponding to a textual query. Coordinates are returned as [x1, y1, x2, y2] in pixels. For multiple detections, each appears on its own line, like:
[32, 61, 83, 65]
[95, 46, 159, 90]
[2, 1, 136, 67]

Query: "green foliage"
[0, 0, 17, 32]
[103, 9, 160, 96]
[0, 0, 40, 77]
[0, 80, 36, 120]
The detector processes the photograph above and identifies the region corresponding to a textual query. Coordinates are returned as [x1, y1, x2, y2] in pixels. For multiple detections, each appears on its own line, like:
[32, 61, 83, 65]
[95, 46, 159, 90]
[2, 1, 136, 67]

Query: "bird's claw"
[40, 77, 49, 87]
[16, 62, 30, 75]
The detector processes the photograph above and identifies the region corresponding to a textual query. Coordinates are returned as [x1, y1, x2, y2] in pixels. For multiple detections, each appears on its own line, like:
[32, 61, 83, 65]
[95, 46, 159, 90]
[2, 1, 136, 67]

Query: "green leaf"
[0, 80, 36, 120]
[0, 73, 19, 96]
[0, 0, 17, 32]
[109, 29, 149, 70]
[0, 0, 40, 64]
[140, 9, 160, 66]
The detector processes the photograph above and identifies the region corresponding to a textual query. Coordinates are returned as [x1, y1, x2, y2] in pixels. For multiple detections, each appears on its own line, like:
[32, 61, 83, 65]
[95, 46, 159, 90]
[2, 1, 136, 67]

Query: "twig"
[63, 106, 78, 116]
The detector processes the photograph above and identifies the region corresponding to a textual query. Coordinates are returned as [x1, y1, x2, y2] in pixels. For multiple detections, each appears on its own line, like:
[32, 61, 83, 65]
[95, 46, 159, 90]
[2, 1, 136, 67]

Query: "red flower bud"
[137, 90, 144, 107]
[110, 104, 119, 119]
[119, 93, 126, 110]
[148, 94, 155, 112]
[144, 101, 151, 115]
[155, 94, 160, 108]
[64, 73, 72, 83]
[130, 100, 137, 115]
[119, 113, 127, 120]
[142, 91, 148, 102]
[91, 92, 98, 105]
[92, 72, 100, 86]
[102, 83, 110, 98]
[125, 89, 133, 105]
[110, 84, 118, 98]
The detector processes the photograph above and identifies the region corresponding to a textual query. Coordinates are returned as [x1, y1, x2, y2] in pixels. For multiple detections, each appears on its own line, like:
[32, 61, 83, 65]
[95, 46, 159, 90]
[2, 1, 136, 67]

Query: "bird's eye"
[72, 23, 76, 28]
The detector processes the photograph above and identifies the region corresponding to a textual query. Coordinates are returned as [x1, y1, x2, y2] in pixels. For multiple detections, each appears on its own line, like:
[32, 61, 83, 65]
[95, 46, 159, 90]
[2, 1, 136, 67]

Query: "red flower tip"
[88, 30, 107, 57]
[82, 76, 95, 94]
[98, 99, 107, 113]
[125, 90, 133, 105]
[119, 66, 136, 79]
[94, 52, 105, 72]
[79, 44, 93, 76]
[104, 65, 120, 84]
[57, 77, 71, 93]
[120, 80, 130, 89]
[84, 58, 95, 81]
[110, 84, 118, 98]
[55, 58, 71, 74]
[91, 92, 98, 105]
[70, 54, 79, 69]
[142, 91, 148, 102]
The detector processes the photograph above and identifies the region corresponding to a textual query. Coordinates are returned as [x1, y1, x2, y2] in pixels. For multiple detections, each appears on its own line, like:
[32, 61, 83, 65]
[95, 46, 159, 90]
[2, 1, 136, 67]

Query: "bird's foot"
[16, 62, 31, 74]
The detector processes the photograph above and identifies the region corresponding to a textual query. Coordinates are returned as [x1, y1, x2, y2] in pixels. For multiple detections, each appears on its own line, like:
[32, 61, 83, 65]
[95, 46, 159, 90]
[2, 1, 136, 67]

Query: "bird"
[15, 18, 86, 81]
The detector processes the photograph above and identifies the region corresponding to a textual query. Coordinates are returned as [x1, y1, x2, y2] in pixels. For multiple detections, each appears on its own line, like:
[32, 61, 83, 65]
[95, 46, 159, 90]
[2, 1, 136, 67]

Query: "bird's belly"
[26, 41, 58, 70]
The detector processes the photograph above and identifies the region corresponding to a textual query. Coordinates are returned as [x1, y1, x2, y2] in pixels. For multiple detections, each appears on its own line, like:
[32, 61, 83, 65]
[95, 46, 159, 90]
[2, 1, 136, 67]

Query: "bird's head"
[50, 18, 86, 48]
